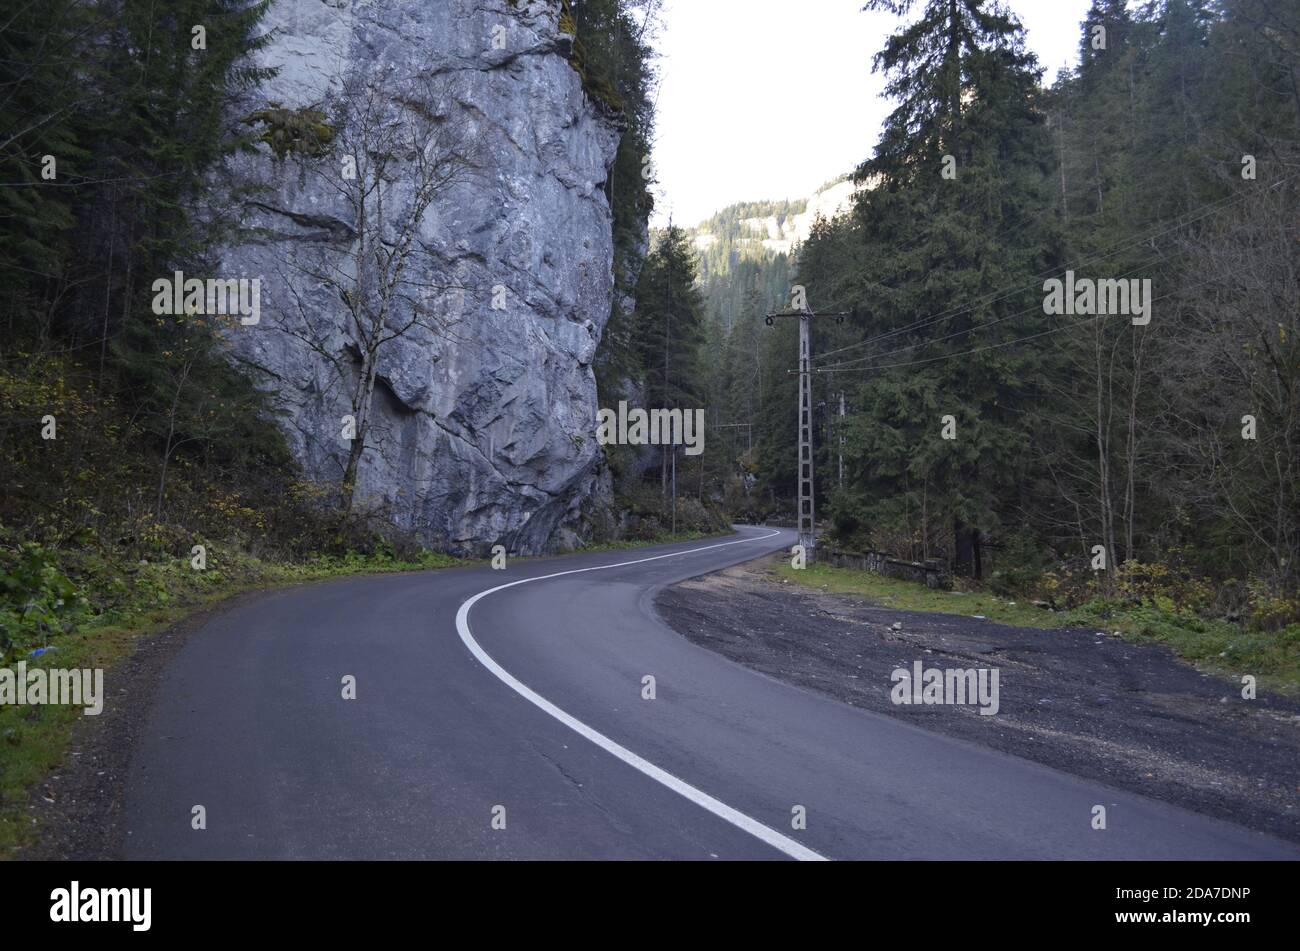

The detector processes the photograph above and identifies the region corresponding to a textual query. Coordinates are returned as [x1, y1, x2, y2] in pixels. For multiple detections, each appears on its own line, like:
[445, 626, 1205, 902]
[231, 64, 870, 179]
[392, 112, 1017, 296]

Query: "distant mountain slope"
[675, 175, 861, 334]
[683, 175, 861, 283]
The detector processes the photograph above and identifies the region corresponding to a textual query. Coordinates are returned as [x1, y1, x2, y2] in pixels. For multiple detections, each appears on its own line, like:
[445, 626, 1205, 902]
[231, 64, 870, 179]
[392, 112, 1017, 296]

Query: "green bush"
[827, 490, 873, 550]
[987, 532, 1051, 597]
[0, 543, 91, 658]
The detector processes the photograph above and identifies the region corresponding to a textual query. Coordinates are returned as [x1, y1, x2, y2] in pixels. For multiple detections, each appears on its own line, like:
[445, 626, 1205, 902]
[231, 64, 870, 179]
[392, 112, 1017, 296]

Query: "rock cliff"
[216, 0, 622, 553]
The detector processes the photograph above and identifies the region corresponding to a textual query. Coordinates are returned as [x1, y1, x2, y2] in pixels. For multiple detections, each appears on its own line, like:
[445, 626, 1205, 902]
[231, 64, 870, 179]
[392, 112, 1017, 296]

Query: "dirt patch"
[655, 555, 1300, 843]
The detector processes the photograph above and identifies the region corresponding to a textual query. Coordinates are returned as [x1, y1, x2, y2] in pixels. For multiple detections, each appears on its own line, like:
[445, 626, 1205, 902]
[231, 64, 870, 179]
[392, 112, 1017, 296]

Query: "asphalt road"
[121, 526, 1300, 860]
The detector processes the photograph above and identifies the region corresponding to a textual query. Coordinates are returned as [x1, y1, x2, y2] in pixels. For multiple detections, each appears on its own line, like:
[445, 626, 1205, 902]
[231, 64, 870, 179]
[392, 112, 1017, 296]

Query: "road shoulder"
[654, 554, 1300, 844]
[13, 586, 299, 861]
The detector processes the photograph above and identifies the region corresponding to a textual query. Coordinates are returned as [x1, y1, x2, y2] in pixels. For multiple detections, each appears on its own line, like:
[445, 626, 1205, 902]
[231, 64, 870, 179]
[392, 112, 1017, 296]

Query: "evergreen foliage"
[691, 0, 1298, 623]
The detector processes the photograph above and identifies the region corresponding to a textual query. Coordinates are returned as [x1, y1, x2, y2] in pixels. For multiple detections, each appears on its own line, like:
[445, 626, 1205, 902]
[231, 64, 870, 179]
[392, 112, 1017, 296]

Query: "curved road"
[122, 526, 1300, 860]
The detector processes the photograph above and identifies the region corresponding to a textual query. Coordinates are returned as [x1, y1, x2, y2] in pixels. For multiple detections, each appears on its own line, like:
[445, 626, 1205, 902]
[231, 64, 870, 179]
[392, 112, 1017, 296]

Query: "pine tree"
[0, 0, 92, 340]
[631, 226, 707, 495]
[825, 0, 1061, 576]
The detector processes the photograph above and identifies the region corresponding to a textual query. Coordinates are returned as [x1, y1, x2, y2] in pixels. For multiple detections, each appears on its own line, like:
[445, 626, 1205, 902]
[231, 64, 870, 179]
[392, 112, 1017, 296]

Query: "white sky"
[649, 0, 1095, 227]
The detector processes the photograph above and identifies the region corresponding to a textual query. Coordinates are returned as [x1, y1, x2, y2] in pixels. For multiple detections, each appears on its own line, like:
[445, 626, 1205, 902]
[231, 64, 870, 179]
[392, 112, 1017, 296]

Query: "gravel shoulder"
[654, 554, 1300, 844]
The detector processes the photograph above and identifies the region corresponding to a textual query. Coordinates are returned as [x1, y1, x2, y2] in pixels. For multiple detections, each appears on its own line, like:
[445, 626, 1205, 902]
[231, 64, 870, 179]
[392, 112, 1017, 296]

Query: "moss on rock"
[242, 103, 336, 161]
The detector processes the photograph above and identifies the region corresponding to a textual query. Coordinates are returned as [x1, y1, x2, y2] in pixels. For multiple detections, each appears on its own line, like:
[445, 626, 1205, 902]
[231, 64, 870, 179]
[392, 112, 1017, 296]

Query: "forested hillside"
[684, 0, 1298, 631]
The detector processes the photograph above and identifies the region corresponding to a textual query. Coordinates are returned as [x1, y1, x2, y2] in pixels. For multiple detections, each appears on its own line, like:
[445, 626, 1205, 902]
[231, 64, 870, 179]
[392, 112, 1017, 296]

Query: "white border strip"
[455, 529, 828, 861]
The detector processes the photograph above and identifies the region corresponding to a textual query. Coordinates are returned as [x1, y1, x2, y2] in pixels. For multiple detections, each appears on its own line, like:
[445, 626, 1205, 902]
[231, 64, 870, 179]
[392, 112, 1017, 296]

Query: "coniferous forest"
[653, 0, 1299, 638]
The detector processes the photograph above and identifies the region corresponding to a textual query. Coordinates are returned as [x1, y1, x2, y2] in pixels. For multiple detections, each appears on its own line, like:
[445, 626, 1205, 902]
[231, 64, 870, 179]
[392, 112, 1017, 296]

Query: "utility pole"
[766, 304, 849, 559]
[838, 391, 846, 490]
[671, 449, 677, 535]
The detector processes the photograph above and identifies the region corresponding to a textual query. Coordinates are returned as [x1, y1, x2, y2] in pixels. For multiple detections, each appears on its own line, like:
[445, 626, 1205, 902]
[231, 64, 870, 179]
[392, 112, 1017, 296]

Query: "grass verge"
[776, 561, 1300, 692]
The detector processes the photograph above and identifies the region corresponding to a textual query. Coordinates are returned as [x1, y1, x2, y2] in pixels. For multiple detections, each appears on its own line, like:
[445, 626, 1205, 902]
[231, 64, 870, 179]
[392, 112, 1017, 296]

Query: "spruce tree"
[830, 0, 1060, 576]
[631, 226, 707, 495]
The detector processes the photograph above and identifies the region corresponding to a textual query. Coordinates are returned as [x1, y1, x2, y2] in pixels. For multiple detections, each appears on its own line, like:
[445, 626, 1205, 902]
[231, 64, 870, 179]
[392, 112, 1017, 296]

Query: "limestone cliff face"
[216, 0, 621, 554]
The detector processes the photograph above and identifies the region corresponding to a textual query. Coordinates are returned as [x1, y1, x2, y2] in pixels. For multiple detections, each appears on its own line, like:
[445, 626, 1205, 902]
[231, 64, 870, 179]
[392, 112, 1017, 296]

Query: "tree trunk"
[953, 517, 978, 578]
[342, 347, 380, 514]
[1095, 329, 1116, 593]
[155, 362, 191, 518]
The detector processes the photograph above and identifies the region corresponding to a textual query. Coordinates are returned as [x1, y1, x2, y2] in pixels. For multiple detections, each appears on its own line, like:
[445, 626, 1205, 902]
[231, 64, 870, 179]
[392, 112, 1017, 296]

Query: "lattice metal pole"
[838, 391, 846, 490]
[798, 314, 816, 554]
[766, 306, 851, 563]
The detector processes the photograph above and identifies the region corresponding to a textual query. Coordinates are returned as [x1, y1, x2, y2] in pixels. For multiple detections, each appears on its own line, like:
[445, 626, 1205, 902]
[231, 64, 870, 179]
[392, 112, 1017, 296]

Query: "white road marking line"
[455, 529, 828, 861]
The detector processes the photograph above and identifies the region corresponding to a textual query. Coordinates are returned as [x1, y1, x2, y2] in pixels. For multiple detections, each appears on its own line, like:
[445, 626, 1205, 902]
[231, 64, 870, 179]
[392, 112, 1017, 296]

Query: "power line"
[814, 255, 1165, 372]
[794, 186, 1074, 324]
[0, 169, 192, 189]
[813, 187, 1247, 364]
[812, 178, 1288, 366]
[815, 278, 1215, 375]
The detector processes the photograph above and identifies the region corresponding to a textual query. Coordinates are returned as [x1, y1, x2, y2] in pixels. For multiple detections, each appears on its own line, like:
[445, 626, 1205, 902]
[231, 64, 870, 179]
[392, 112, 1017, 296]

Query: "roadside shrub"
[827, 490, 873, 550]
[0, 543, 91, 659]
[1247, 577, 1300, 631]
[1113, 559, 1215, 614]
[987, 532, 1050, 597]
[616, 487, 728, 539]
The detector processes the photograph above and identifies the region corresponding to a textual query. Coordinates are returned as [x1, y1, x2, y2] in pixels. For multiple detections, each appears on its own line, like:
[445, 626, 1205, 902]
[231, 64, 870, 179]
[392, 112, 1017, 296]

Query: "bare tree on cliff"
[266, 74, 478, 514]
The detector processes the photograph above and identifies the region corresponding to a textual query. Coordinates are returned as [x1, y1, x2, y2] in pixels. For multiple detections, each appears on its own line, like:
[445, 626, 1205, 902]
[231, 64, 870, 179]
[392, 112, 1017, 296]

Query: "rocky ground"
[655, 554, 1300, 843]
